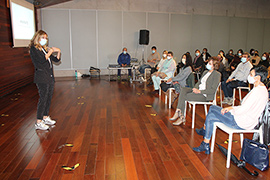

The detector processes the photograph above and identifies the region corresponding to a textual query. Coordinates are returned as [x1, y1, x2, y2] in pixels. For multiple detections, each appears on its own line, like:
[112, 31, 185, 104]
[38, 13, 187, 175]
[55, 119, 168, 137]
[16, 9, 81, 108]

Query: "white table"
[107, 66, 133, 81]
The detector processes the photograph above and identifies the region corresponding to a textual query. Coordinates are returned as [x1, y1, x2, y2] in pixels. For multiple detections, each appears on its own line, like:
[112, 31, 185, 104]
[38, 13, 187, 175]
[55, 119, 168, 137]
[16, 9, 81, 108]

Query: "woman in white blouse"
[193, 65, 268, 154]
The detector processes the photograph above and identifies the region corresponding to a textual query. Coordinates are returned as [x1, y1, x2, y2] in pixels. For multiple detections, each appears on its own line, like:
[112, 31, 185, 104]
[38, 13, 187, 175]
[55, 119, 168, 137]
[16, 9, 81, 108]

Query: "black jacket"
[30, 46, 60, 84]
[253, 101, 270, 146]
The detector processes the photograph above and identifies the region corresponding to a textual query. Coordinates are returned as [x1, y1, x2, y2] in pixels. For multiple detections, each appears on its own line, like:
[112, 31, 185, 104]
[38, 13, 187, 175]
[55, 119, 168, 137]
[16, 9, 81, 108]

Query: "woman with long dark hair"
[29, 30, 61, 130]
[166, 53, 193, 104]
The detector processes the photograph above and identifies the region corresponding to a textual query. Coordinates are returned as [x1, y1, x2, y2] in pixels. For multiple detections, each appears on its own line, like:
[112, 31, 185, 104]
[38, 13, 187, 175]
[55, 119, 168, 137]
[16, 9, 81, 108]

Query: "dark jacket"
[253, 101, 270, 146]
[194, 70, 221, 101]
[117, 53, 131, 66]
[30, 45, 61, 84]
[193, 55, 205, 73]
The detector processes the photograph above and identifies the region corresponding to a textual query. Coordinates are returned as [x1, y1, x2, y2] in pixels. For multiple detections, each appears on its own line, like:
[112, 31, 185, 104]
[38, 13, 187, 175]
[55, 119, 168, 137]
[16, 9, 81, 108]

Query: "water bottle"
[75, 70, 77, 79]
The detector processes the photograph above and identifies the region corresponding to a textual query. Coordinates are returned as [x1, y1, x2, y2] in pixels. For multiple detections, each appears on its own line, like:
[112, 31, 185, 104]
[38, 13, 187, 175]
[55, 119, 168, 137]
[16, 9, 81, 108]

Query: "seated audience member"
[156, 50, 168, 71]
[148, 50, 167, 86]
[117, 47, 131, 80]
[193, 49, 205, 75]
[151, 51, 176, 93]
[217, 54, 226, 81]
[221, 52, 253, 105]
[193, 66, 268, 154]
[219, 50, 229, 69]
[259, 52, 270, 68]
[138, 46, 160, 74]
[250, 50, 261, 66]
[225, 49, 234, 64]
[166, 53, 193, 104]
[170, 57, 221, 126]
[201, 48, 211, 64]
[229, 49, 243, 72]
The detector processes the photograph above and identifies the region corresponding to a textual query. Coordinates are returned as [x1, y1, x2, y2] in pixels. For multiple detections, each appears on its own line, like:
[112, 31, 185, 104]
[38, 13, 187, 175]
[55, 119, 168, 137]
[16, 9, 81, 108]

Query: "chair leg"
[184, 101, 187, 117]
[204, 104, 208, 116]
[169, 89, 172, 109]
[259, 127, 264, 144]
[211, 124, 217, 152]
[192, 104, 196, 129]
[232, 88, 235, 106]
[240, 133, 244, 147]
[226, 133, 233, 168]
[220, 86, 223, 108]
[239, 88, 242, 101]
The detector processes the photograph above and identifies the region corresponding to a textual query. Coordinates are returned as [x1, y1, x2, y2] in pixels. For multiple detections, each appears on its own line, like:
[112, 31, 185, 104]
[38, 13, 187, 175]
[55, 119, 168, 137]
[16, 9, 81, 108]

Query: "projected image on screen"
[11, 2, 35, 40]
[10, 0, 36, 47]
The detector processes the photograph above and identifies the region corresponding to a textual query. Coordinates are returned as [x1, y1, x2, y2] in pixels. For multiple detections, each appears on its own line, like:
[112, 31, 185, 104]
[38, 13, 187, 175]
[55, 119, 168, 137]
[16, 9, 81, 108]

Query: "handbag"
[240, 138, 269, 171]
[160, 82, 173, 92]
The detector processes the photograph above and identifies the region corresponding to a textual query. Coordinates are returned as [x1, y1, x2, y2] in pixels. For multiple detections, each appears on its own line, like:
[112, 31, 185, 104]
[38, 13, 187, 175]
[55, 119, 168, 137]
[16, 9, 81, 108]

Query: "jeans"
[204, 105, 243, 140]
[221, 80, 247, 98]
[36, 83, 54, 120]
[138, 64, 151, 74]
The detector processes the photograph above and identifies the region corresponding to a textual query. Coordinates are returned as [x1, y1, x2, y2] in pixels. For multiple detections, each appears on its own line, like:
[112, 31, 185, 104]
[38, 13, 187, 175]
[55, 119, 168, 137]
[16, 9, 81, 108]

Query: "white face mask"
[39, 38, 47, 46]
[163, 54, 167, 58]
[247, 75, 256, 84]
[182, 58, 186, 64]
[167, 56, 172, 60]
[206, 63, 212, 70]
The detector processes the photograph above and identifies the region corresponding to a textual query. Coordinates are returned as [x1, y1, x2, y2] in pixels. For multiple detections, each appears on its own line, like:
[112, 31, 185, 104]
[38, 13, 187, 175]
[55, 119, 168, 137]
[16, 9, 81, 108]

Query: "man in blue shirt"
[117, 47, 131, 79]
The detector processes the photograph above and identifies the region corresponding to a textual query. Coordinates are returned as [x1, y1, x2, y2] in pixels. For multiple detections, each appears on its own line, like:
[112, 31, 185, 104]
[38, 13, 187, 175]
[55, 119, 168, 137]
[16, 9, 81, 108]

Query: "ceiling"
[26, 0, 72, 8]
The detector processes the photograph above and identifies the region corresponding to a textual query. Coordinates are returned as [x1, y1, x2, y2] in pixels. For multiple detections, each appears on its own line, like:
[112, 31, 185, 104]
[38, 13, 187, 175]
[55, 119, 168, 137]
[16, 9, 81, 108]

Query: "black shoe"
[193, 141, 210, 154]
[195, 127, 205, 136]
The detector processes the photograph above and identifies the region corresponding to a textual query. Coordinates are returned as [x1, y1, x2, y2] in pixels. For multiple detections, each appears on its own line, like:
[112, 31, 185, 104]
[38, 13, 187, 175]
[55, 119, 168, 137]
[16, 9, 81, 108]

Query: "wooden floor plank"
[0, 78, 267, 180]
[121, 138, 138, 180]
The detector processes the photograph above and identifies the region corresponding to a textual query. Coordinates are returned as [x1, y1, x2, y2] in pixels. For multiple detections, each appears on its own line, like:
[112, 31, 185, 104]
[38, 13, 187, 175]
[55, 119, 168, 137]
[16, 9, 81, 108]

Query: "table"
[107, 66, 133, 81]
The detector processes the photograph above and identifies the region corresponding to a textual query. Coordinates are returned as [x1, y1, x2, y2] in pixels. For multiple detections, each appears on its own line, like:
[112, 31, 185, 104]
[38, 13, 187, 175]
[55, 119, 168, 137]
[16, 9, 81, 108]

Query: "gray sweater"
[172, 66, 192, 87]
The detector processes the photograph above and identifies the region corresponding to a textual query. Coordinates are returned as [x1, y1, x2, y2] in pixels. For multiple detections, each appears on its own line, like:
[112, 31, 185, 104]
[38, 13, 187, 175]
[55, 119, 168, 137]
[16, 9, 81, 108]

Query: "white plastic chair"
[232, 85, 251, 106]
[184, 83, 221, 129]
[211, 122, 263, 168]
[142, 68, 151, 82]
[164, 87, 175, 108]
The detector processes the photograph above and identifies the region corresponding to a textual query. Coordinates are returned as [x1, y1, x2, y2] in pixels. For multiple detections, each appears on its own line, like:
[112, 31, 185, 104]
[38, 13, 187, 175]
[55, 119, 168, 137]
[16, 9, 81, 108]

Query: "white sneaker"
[227, 98, 234, 105]
[35, 121, 49, 130]
[222, 97, 229, 104]
[43, 116, 56, 125]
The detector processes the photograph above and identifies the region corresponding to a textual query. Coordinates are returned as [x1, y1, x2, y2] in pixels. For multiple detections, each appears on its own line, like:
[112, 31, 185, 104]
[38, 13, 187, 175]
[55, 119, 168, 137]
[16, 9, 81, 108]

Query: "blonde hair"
[162, 50, 168, 59]
[29, 30, 48, 51]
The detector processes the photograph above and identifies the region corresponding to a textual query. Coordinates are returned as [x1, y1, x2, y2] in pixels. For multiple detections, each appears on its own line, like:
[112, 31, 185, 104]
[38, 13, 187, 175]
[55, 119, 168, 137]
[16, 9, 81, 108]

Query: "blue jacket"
[118, 53, 131, 65]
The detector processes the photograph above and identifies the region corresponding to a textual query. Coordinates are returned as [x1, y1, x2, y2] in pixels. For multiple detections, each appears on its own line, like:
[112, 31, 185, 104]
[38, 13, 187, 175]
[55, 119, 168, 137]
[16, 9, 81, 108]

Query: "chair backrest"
[186, 72, 195, 88]
[213, 82, 221, 105]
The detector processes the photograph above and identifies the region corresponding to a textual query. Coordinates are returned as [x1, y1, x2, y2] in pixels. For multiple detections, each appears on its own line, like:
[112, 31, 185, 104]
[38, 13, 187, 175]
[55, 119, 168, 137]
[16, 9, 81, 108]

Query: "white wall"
[41, 3, 270, 76]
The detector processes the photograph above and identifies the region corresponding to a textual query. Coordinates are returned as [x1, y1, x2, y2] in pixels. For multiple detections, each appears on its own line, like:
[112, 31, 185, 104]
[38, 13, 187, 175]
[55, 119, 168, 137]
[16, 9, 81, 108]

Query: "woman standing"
[29, 30, 61, 130]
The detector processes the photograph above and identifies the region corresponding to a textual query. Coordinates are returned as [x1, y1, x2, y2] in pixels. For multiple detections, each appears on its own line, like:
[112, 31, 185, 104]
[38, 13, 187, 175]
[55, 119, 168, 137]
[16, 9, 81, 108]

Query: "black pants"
[221, 80, 247, 98]
[36, 83, 54, 120]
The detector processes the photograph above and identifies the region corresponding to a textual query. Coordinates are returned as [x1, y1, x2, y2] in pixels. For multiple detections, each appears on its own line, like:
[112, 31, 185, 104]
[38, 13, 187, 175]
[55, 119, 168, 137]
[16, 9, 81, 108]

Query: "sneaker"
[227, 98, 234, 105]
[43, 116, 56, 125]
[35, 121, 49, 130]
[222, 97, 229, 104]
[117, 76, 121, 80]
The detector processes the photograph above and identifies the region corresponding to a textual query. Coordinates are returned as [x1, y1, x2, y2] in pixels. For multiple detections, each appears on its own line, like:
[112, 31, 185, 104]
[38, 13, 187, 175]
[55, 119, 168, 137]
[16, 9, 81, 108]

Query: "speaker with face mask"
[139, 30, 150, 45]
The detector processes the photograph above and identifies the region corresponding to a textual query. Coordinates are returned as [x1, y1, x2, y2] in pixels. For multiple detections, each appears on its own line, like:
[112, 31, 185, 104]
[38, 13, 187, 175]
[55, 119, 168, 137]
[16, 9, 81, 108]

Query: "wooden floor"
[0, 76, 269, 180]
